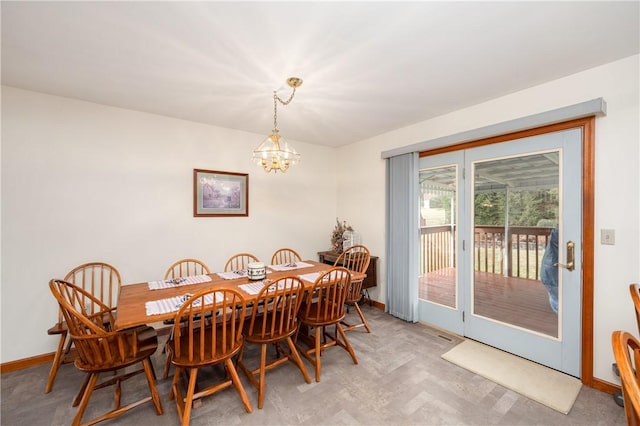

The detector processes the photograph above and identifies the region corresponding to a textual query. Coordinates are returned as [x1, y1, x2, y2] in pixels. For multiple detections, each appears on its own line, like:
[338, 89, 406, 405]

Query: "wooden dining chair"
[295, 267, 358, 382]
[45, 262, 121, 393]
[334, 245, 372, 333]
[270, 248, 302, 265]
[49, 279, 163, 426]
[612, 330, 640, 425]
[630, 284, 640, 335]
[237, 276, 311, 408]
[224, 252, 260, 272]
[612, 283, 640, 408]
[169, 287, 252, 424]
[161, 258, 212, 379]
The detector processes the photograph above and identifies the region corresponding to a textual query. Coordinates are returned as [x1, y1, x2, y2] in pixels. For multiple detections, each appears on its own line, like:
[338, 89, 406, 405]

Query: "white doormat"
[442, 339, 582, 414]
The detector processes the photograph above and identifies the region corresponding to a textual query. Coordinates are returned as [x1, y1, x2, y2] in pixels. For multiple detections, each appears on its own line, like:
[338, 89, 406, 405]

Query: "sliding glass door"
[418, 151, 465, 334]
[418, 128, 582, 376]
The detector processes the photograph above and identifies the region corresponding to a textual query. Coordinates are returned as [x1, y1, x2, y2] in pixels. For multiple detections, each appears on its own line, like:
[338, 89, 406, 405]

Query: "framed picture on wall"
[193, 169, 249, 217]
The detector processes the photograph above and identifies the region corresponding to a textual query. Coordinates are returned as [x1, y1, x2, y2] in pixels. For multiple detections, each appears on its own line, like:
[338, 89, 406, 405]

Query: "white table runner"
[299, 270, 343, 283]
[145, 292, 221, 316]
[147, 274, 211, 290]
[217, 270, 274, 280]
[216, 270, 248, 280]
[268, 261, 314, 272]
[298, 272, 322, 283]
[239, 281, 267, 295]
[239, 280, 300, 295]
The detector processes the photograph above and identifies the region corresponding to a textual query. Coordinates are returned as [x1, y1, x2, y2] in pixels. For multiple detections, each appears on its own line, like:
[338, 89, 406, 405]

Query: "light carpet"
[442, 339, 582, 414]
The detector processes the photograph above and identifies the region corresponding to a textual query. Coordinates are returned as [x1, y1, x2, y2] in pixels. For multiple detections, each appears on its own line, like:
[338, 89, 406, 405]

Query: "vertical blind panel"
[385, 152, 419, 322]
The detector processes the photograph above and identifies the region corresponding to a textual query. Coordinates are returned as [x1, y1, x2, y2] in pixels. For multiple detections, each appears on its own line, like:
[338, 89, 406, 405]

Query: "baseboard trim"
[370, 300, 385, 310]
[0, 327, 179, 375]
[362, 296, 384, 311]
[589, 377, 620, 395]
[1, 352, 55, 374]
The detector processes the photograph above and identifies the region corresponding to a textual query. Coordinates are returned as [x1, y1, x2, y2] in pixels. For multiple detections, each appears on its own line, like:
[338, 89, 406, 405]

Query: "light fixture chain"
[273, 85, 297, 130]
[273, 91, 278, 130]
[275, 85, 297, 106]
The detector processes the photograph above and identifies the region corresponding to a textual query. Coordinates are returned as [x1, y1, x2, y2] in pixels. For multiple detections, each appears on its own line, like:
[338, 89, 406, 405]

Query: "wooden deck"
[419, 268, 558, 337]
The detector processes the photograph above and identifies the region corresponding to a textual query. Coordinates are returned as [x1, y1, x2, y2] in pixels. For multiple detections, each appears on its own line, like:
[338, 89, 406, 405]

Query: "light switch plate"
[601, 229, 615, 245]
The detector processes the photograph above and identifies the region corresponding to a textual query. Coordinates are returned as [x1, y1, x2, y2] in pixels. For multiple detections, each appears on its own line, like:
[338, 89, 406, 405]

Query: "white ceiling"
[2, 1, 638, 147]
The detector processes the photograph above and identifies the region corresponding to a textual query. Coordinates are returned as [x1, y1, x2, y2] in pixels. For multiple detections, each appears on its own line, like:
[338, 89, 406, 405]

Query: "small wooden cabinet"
[317, 250, 378, 289]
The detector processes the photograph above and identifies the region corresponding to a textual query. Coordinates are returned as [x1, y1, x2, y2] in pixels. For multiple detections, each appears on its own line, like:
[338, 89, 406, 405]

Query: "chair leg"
[142, 358, 164, 415]
[169, 366, 182, 401]
[237, 342, 245, 364]
[336, 324, 358, 365]
[181, 368, 198, 426]
[62, 335, 74, 357]
[314, 326, 322, 382]
[148, 356, 158, 382]
[353, 302, 371, 333]
[162, 343, 173, 380]
[258, 344, 267, 409]
[72, 372, 99, 426]
[285, 336, 311, 384]
[225, 358, 253, 413]
[237, 343, 259, 388]
[45, 332, 68, 393]
[72, 373, 92, 407]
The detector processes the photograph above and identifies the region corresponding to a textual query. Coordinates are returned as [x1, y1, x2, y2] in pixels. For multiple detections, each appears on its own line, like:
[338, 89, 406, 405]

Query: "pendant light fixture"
[252, 77, 302, 173]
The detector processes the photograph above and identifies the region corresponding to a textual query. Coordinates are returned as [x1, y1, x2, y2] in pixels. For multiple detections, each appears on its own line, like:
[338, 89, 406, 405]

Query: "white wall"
[1, 86, 338, 362]
[337, 54, 640, 384]
[2, 55, 638, 385]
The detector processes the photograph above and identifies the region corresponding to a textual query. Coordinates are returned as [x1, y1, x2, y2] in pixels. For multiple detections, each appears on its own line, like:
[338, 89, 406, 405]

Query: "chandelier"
[252, 77, 302, 173]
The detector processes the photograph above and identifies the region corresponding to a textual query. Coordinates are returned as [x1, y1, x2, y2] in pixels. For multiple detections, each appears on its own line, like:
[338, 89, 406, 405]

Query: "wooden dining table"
[114, 260, 365, 330]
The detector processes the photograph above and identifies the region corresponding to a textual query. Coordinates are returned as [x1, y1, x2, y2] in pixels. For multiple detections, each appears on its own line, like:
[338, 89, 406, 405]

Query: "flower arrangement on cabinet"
[331, 218, 353, 253]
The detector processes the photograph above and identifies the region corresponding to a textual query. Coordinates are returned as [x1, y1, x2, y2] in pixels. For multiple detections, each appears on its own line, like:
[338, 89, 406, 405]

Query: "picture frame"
[193, 169, 249, 217]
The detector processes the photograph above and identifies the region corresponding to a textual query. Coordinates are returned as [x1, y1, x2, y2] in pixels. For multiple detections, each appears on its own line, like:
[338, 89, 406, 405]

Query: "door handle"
[555, 241, 575, 271]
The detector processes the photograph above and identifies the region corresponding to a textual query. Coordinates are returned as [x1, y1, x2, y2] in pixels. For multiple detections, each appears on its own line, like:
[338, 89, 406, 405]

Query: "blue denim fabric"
[540, 228, 559, 313]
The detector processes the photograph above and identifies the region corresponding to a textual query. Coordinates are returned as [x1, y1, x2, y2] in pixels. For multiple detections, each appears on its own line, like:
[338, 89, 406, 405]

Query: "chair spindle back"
[334, 245, 370, 303]
[164, 258, 210, 279]
[61, 262, 121, 323]
[270, 248, 302, 265]
[172, 288, 247, 363]
[224, 253, 260, 272]
[300, 267, 351, 325]
[247, 277, 304, 341]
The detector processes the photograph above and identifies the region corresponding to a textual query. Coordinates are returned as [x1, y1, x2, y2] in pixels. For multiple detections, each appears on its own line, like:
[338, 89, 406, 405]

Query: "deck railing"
[420, 225, 456, 273]
[420, 225, 553, 280]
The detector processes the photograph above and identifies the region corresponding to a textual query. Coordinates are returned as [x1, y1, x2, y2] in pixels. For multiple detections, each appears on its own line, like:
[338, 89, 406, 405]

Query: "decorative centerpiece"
[247, 262, 266, 281]
[331, 218, 354, 253]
